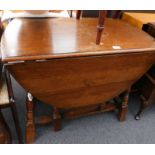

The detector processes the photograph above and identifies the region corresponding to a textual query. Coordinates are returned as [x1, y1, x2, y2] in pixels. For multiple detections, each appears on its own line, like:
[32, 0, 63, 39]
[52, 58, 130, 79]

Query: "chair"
[76, 10, 107, 45]
[135, 65, 155, 120]
[76, 10, 122, 45]
[0, 20, 22, 143]
[0, 63, 23, 143]
[0, 62, 23, 143]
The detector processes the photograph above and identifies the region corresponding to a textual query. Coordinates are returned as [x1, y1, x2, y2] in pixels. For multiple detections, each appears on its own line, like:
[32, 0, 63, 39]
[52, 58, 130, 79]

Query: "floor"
[2, 77, 155, 144]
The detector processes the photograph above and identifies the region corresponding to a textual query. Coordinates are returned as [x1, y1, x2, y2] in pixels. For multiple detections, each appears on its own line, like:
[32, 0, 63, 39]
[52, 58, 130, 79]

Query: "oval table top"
[1, 17, 155, 62]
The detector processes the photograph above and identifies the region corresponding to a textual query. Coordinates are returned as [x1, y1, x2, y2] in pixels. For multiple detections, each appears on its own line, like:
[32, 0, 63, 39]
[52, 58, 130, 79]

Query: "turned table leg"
[118, 89, 130, 121]
[53, 107, 62, 131]
[26, 93, 35, 143]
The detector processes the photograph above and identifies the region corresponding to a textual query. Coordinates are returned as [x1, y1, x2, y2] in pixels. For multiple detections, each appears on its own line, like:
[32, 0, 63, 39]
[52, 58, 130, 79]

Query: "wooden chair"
[76, 10, 122, 45]
[76, 10, 107, 45]
[0, 20, 22, 143]
[0, 63, 23, 143]
[135, 66, 155, 120]
[133, 22, 155, 120]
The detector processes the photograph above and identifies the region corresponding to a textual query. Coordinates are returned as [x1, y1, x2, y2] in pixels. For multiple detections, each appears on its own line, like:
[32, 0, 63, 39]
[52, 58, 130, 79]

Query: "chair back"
[0, 18, 4, 85]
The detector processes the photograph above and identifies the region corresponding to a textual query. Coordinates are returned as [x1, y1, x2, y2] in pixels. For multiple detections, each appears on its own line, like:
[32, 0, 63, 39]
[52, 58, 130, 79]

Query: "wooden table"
[1, 18, 155, 143]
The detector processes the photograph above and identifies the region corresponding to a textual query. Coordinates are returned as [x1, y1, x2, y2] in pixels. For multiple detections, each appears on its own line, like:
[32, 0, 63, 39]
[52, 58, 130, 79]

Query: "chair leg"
[96, 11, 107, 45]
[26, 93, 35, 144]
[118, 89, 130, 121]
[113, 10, 121, 19]
[10, 99, 23, 144]
[135, 96, 148, 120]
[70, 10, 73, 18]
[4, 68, 22, 143]
[53, 107, 62, 131]
[76, 10, 82, 19]
[0, 109, 12, 144]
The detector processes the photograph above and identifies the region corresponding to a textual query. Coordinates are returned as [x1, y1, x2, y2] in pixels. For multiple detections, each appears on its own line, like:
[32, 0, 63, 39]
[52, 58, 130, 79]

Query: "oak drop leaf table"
[1, 18, 155, 143]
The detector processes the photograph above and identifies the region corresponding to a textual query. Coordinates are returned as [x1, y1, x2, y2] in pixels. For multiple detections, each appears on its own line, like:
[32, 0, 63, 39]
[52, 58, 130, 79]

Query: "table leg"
[26, 93, 35, 143]
[118, 89, 130, 121]
[53, 107, 62, 131]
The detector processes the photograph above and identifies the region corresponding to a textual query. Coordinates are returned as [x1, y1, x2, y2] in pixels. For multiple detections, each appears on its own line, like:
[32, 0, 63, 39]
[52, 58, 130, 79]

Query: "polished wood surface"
[6, 53, 155, 109]
[1, 18, 155, 62]
[1, 18, 155, 143]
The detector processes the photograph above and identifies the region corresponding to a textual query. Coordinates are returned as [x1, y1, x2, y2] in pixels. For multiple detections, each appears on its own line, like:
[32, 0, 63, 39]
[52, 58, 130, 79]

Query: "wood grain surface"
[1, 18, 155, 62]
